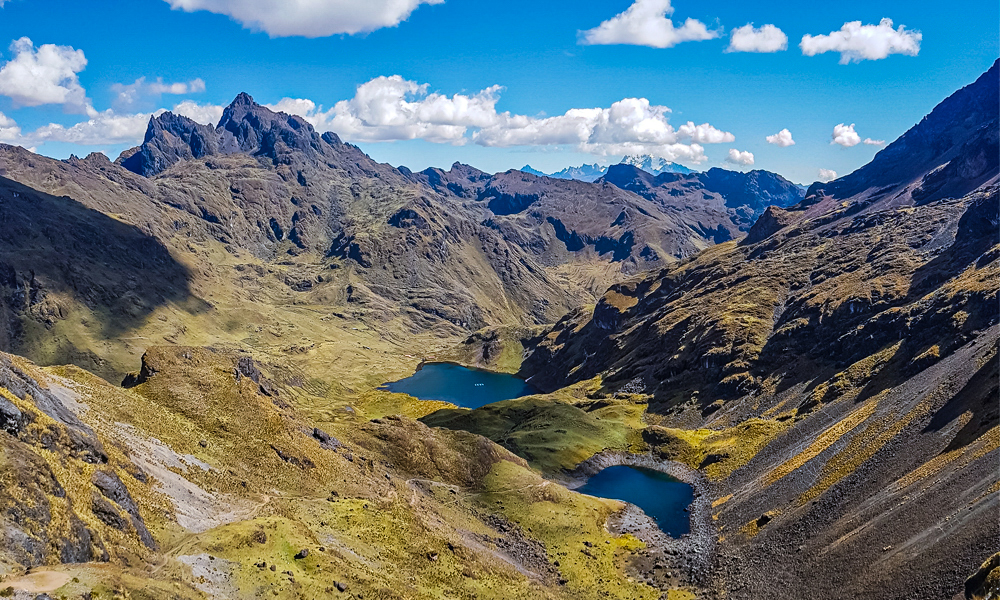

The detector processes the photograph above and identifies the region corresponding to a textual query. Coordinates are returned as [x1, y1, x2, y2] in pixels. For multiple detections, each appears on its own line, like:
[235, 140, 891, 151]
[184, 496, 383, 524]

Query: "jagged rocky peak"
[119, 111, 218, 177]
[119, 92, 339, 177]
[216, 92, 325, 156]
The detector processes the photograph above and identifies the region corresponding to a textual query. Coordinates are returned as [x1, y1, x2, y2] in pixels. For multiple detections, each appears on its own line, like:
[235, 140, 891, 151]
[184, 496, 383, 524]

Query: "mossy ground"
[421, 379, 649, 474]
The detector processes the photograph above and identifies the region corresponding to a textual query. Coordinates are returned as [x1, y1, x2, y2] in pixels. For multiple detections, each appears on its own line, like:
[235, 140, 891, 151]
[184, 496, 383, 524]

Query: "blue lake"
[380, 362, 538, 409]
[577, 465, 694, 538]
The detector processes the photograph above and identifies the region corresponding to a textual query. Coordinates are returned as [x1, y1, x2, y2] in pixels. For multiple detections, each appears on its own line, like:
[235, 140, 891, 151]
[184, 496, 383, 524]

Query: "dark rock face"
[122, 352, 158, 388]
[119, 93, 331, 178]
[0, 396, 22, 435]
[743, 206, 794, 245]
[120, 113, 219, 177]
[0, 355, 107, 464]
[312, 428, 342, 450]
[217, 92, 327, 160]
[92, 471, 146, 524]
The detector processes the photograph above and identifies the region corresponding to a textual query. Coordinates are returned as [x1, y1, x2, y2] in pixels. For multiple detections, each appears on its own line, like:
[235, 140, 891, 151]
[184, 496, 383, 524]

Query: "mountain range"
[521, 154, 696, 182]
[0, 58, 994, 600]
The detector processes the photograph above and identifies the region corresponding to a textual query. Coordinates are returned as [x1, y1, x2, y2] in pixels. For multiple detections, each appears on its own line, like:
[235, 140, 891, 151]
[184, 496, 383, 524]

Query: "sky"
[0, 0, 995, 184]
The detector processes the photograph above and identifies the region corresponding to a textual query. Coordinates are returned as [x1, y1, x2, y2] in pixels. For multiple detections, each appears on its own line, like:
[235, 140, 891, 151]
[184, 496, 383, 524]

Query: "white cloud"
[677, 121, 735, 144]
[579, 0, 718, 49]
[727, 24, 787, 53]
[29, 108, 161, 145]
[832, 123, 861, 147]
[112, 76, 206, 108]
[170, 100, 224, 125]
[818, 168, 838, 182]
[268, 76, 503, 144]
[269, 76, 732, 163]
[765, 128, 795, 147]
[801, 18, 921, 64]
[0, 37, 89, 111]
[863, 137, 885, 146]
[9, 75, 730, 164]
[163, 0, 443, 37]
[725, 148, 754, 165]
[0, 110, 22, 143]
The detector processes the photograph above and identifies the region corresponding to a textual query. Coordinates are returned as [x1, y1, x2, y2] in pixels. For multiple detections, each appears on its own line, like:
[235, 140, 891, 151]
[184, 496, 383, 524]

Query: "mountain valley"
[0, 56, 994, 600]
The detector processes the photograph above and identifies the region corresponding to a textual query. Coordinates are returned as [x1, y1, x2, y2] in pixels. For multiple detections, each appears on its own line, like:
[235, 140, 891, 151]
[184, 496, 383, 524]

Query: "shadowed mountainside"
[0, 175, 193, 377]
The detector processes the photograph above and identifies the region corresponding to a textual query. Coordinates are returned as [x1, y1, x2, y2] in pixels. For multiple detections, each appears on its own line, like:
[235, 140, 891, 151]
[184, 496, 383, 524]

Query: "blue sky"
[0, 0, 995, 184]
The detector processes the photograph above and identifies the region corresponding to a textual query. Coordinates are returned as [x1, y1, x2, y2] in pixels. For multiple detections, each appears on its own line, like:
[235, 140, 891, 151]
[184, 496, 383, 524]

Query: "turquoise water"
[380, 362, 538, 409]
[577, 465, 694, 538]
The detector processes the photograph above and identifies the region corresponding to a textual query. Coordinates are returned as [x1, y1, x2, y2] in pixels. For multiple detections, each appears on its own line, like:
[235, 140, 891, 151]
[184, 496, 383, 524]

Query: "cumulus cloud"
[801, 18, 921, 63]
[267, 76, 504, 144]
[863, 137, 885, 146]
[0, 37, 89, 111]
[163, 0, 443, 37]
[269, 76, 732, 163]
[171, 99, 224, 125]
[0, 111, 22, 143]
[725, 148, 754, 165]
[727, 24, 787, 53]
[112, 76, 206, 108]
[765, 128, 795, 147]
[10, 74, 731, 164]
[29, 108, 160, 145]
[831, 123, 861, 147]
[579, 0, 718, 49]
[818, 168, 838, 182]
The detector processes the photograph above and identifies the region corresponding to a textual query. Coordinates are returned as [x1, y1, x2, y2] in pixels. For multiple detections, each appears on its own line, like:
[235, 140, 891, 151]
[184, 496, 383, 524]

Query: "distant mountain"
[518, 163, 608, 182]
[600, 165, 805, 231]
[620, 154, 694, 175]
[519, 155, 695, 183]
[548, 163, 608, 182]
[406, 163, 736, 262]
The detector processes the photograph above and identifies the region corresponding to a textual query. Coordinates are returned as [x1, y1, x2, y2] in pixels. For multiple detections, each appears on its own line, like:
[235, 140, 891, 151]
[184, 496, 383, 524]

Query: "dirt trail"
[5, 570, 73, 593]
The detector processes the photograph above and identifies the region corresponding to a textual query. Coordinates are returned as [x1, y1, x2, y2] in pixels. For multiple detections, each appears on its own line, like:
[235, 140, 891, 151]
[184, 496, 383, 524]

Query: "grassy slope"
[0, 346, 703, 600]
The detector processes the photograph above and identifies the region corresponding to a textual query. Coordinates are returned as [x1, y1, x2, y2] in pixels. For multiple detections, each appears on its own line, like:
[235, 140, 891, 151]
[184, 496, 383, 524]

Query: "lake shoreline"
[559, 451, 716, 591]
[379, 362, 539, 409]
